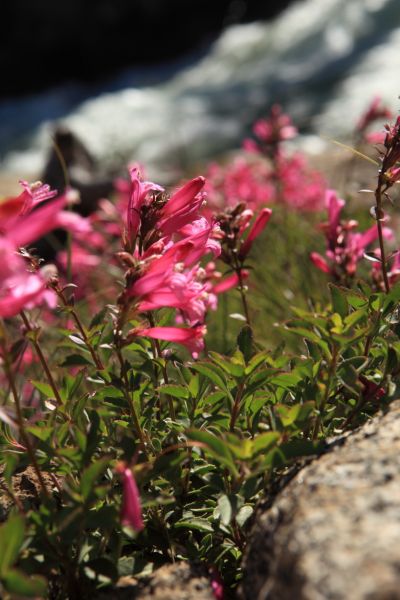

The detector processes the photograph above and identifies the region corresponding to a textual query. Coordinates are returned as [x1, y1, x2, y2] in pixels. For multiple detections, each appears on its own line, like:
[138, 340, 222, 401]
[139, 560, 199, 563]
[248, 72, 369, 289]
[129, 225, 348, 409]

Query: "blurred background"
[1, 0, 400, 180]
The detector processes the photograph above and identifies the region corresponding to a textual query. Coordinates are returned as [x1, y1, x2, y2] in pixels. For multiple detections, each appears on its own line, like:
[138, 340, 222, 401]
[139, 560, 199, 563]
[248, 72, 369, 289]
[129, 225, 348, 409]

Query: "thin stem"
[2, 344, 49, 498]
[55, 287, 104, 370]
[20, 310, 63, 407]
[374, 178, 390, 293]
[115, 344, 148, 453]
[233, 255, 251, 326]
[147, 313, 176, 420]
[313, 346, 338, 440]
[229, 380, 245, 432]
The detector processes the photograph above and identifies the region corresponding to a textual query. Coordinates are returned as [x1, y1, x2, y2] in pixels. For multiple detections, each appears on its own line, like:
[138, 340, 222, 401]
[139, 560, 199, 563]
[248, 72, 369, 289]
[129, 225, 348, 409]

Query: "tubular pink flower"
[157, 177, 206, 236]
[7, 197, 67, 248]
[238, 208, 272, 258]
[354, 225, 393, 253]
[18, 180, 58, 214]
[132, 325, 206, 357]
[212, 270, 248, 294]
[326, 189, 345, 242]
[120, 467, 144, 532]
[310, 252, 331, 274]
[126, 167, 164, 246]
[161, 176, 205, 216]
[0, 273, 47, 318]
[356, 96, 392, 133]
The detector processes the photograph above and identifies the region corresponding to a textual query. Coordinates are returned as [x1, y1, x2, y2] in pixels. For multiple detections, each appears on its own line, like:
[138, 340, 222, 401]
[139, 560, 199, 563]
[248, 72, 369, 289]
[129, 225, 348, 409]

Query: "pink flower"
[251, 105, 297, 146]
[0, 180, 57, 225]
[212, 271, 248, 294]
[311, 189, 394, 279]
[356, 96, 392, 134]
[239, 208, 272, 259]
[132, 325, 206, 358]
[210, 568, 224, 600]
[204, 158, 273, 213]
[157, 176, 206, 236]
[126, 167, 164, 249]
[0, 272, 47, 318]
[118, 466, 144, 532]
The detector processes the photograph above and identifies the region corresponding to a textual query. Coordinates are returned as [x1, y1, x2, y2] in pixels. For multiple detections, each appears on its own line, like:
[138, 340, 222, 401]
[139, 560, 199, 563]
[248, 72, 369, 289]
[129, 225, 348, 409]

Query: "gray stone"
[96, 562, 217, 600]
[239, 401, 400, 600]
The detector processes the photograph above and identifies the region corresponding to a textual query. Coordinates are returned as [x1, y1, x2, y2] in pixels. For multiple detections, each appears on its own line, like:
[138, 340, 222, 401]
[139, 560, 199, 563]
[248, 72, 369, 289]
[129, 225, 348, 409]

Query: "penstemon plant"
[1, 102, 400, 600]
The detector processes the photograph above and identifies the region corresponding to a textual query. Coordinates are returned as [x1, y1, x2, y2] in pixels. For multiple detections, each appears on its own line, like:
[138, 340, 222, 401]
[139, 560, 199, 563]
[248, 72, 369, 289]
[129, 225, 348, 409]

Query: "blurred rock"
[42, 126, 115, 216]
[239, 400, 400, 600]
[96, 562, 217, 600]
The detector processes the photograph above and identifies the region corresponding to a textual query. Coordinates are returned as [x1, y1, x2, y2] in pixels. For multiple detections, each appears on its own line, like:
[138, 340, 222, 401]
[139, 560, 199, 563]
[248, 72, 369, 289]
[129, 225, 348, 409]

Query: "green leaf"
[186, 430, 238, 476]
[245, 351, 269, 375]
[280, 439, 324, 460]
[84, 558, 118, 583]
[237, 326, 253, 363]
[158, 384, 189, 399]
[382, 282, 400, 316]
[30, 380, 54, 398]
[217, 494, 232, 525]
[190, 363, 228, 391]
[252, 432, 280, 455]
[236, 505, 253, 527]
[89, 307, 108, 330]
[329, 284, 348, 318]
[26, 426, 53, 442]
[69, 334, 86, 346]
[3, 569, 47, 597]
[60, 354, 92, 367]
[80, 458, 109, 500]
[0, 515, 25, 576]
[208, 352, 244, 378]
[276, 402, 315, 427]
[269, 372, 303, 390]
[285, 327, 331, 359]
[174, 518, 214, 533]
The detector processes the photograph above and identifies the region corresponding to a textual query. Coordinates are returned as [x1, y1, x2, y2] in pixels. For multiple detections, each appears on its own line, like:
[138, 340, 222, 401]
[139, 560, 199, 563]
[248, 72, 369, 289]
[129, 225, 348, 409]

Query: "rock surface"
[96, 562, 217, 600]
[239, 401, 400, 600]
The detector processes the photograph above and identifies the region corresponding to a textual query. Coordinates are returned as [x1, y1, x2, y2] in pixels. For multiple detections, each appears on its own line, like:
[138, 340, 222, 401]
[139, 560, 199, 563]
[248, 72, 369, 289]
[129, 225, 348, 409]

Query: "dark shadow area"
[1, 0, 296, 97]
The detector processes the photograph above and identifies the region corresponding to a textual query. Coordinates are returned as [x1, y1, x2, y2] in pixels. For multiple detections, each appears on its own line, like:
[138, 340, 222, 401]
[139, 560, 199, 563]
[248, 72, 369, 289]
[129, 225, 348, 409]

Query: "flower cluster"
[116, 170, 224, 356]
[310, 189, 393, 283]
[356, 96, 393, 145]
[0, 181, 89, 318]
[243, 104, 297, 154]
[205, 105, 325, 214]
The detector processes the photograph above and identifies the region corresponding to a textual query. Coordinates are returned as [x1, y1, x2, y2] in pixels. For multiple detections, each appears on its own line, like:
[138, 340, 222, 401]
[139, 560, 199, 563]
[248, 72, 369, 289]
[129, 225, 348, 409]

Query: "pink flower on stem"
[117, 465, 144, 532]
[157, 176, 206, 236]
[0, 272, 47, 318]
[356, 96, 392, 136]
[0, 180, 57, 226]
[238, 208, 272, 259]
[247, 105, 298, 149]
[132, 325, 207, 358]
[125, 167, 164, 250]
[311, 189, 393, 280]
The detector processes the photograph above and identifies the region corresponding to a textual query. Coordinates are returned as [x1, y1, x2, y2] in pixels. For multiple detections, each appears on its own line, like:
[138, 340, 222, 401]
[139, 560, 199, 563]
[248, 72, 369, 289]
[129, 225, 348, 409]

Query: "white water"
[1, 0, 400, 178]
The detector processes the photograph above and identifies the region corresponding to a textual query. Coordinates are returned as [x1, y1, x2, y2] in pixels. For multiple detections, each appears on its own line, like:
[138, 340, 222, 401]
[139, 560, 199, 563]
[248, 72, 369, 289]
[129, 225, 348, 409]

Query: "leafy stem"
[20, 310, 63, 407]
[374, 176, 390, 293]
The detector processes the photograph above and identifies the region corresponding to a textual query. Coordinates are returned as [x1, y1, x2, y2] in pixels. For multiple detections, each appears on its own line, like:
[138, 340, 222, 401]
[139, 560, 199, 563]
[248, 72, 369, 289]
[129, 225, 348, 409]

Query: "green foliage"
[2, 153, 400, 599]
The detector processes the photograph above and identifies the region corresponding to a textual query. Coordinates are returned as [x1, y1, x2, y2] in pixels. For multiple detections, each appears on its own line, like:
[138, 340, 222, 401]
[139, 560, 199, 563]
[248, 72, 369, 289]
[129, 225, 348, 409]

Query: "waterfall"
[1, 0, 399, 178]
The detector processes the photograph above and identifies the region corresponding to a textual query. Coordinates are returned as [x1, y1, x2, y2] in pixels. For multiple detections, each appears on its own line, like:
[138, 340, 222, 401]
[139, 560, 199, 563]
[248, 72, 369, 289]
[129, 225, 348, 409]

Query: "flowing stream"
[1, 0, 400, 178]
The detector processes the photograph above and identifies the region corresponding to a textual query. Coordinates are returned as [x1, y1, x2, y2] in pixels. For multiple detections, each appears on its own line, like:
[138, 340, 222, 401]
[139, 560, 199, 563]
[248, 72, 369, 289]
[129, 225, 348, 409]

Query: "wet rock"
[239, 401, 400, 600]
